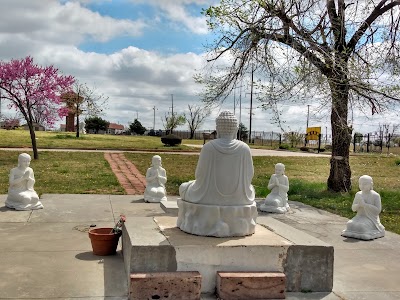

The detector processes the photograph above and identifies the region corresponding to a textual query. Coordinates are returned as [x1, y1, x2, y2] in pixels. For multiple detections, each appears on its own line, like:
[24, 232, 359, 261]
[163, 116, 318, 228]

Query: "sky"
[0, 0, 398, 137]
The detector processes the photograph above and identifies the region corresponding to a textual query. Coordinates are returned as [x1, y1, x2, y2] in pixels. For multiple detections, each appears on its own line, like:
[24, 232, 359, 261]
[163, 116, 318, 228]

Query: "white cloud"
[0, 0, 146, 48]
[129, 0, 217, 35]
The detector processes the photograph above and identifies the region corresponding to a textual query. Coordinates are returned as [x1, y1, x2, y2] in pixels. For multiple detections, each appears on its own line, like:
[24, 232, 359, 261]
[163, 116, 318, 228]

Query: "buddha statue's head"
[18, 153, 31, 168]
[359, 175, 373, 191]
[152, 155, 162, 167]
[275, 163, 285, 175]
[216, 111, 238, 140]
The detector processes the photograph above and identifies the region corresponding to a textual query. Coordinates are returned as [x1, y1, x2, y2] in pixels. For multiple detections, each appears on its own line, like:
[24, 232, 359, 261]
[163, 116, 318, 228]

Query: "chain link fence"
[353, 133, 400, 153]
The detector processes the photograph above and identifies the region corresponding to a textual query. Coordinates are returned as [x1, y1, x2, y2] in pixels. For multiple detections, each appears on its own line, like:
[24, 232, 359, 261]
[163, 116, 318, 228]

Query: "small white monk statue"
[177, 111, 257, 237]
[341, 175, 385, 240]
[5, 153, 43, 211]
[144, 155, 167, 203]
[260, 163, 290, 214]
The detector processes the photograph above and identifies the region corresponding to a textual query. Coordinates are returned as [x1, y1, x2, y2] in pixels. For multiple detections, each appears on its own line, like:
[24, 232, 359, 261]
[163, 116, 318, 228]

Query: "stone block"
[257, 216, 334, 292]
[160, 200, 178, 215]
[122, 218, 177, 281]
[216, 271, 286, 299]
[130, 271, 201, 300]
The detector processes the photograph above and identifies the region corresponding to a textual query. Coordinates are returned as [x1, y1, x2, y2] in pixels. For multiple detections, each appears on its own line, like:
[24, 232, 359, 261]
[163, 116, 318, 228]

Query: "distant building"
[0, 119, 20, 130]
[107, 123, 125, 135]
[22, 122, 45, 131]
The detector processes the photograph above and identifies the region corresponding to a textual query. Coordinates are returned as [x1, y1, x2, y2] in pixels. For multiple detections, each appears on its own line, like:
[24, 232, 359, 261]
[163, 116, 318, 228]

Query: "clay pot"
[88, 227, 122, 256]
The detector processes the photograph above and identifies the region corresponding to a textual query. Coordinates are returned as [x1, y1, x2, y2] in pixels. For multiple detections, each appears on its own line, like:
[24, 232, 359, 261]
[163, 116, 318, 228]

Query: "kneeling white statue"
[260, 163, 290, 213]
[341, 175, 385, 240]
[177, 111, 257, 237]
[5, 153, 43, 211]
[144, 155, 167, 202]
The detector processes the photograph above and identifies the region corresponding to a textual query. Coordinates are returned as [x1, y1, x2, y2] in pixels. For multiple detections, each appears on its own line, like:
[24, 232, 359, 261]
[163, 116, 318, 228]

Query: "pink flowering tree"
[0, 56, 74, 159]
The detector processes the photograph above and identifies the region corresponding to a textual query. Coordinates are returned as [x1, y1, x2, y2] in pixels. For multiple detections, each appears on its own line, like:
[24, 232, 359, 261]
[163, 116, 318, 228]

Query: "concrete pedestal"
[122, 216, 333, 294]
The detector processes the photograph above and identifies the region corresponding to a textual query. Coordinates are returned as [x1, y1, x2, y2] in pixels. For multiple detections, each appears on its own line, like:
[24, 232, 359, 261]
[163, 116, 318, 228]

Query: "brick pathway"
[104, 152, 146, 195]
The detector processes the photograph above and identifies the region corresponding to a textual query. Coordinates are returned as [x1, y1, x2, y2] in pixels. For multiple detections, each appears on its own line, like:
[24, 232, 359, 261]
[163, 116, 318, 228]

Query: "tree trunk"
[190, 130, 194, 139]
[76, 104, 80, 138]
[28, 122, 39, 160]
[327, 79, 352, 192]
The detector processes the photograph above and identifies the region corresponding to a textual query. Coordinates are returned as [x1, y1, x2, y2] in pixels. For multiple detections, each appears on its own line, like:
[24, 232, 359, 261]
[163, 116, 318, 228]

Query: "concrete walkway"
[1, 194, 399, 299]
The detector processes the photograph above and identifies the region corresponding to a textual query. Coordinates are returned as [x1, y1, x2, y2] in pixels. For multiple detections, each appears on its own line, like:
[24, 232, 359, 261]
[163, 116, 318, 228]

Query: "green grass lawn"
[1, 129, 399, 234]
[0, 150, 124, 195]
[0, 129, 199, 151]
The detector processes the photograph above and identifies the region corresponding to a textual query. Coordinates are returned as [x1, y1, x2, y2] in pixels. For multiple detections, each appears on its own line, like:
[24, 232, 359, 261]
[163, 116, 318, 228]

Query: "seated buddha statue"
[144, 155, 167, 203]
[177, 111, 257, 237]
[259, 163, 290, 213]
[341, 175, 385, 240]
[5, 153, 43, 211]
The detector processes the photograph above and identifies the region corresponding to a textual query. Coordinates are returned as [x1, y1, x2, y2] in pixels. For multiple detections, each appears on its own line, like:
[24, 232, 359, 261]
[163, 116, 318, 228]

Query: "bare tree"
[198, 0, 400, 192]
[62, 82, 108, 138]
[184, 104, 211, 139]
[162, 113, 185, 134]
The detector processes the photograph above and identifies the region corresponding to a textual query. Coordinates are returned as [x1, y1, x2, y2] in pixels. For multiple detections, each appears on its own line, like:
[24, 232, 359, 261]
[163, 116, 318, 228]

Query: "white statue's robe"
[177, 139, 257, 237]
[260, 174, 290, 213]
[6, 167, 43, 211]
[144, 167, 167, 203]
[342, 190, 385, 240]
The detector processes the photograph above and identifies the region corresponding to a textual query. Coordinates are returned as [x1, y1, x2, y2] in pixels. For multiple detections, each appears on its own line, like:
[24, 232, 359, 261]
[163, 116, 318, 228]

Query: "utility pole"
[325, 126, 328, 143]
[153, 106, 156, 130]
[233, 84, 244, 114]
[239, 85, 242, 140]
[171, 94, 174, 116]
[305, 104, 310, 146]
[136, 111, 139, 120]
[249, 67, 254, 144]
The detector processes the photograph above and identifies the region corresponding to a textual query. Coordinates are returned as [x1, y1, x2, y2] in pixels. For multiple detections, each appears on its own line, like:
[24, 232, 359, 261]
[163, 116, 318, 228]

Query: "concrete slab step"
[216, 271, 286, 299]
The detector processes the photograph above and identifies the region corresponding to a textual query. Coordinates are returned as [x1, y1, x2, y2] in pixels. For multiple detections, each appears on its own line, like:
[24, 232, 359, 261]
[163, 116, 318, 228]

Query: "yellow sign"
[306, 127, 321, 141]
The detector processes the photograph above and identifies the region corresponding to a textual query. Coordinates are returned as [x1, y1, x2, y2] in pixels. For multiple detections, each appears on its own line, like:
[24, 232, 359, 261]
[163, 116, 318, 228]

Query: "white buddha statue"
[144, 155, 167, 203]
[177, 111, 257, 237]
[341, 175, 385, 240]
[259, 163, 290, 214]
[5, 153, 43, 211]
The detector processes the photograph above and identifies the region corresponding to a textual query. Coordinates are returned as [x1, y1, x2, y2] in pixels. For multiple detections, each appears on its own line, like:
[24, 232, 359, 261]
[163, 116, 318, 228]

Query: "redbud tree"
[0, 56, 75, 159]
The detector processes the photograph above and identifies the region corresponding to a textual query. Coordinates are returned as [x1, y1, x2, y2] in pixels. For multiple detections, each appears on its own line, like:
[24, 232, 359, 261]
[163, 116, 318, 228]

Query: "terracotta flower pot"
[88, 227, 122, 256]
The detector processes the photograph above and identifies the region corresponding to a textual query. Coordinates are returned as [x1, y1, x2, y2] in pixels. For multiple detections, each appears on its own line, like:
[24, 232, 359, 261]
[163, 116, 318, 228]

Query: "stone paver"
[104, 152, 146, 195]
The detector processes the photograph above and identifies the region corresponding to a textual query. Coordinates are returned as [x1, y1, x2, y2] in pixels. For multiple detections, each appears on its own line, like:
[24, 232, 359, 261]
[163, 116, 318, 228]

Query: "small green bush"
[395, 159, 400, 166]
[161, 134, 182, 146]
[300, 146, 309, 152]
[279, 144, 290, 150]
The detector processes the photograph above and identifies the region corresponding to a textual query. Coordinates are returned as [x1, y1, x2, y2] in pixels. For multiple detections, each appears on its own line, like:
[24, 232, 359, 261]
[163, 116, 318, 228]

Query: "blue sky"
[78, 1, 212, 54]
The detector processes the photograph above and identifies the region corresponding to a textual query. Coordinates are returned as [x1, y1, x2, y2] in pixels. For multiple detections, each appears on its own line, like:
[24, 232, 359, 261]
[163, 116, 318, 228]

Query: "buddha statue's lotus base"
[259, 202, 289, 214]
[176, 199, 258, 237]
[5, 195, 43, 211]
[341, 228, 385, 240]
[144, 195, 167, 203]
